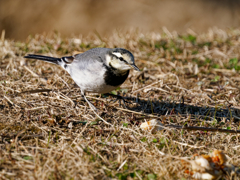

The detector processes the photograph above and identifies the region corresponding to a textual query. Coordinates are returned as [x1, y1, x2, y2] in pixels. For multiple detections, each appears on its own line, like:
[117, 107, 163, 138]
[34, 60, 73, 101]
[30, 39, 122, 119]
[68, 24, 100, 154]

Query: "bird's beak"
[130, 64, 140, 71]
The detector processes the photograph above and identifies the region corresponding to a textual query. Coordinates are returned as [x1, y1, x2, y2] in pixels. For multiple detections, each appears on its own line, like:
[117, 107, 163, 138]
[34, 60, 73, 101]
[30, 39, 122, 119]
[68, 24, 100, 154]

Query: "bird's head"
[106, 48, 140, 73]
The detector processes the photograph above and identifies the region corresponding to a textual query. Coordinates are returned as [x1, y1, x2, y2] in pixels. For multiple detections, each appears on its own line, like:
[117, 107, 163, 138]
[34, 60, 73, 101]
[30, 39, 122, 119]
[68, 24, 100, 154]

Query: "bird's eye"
[119, 57, 124, 61]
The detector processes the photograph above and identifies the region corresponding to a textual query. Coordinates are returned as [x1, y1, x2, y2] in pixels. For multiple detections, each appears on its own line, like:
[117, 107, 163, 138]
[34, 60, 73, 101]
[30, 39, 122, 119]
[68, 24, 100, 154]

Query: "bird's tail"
[24, 54, 61, 65]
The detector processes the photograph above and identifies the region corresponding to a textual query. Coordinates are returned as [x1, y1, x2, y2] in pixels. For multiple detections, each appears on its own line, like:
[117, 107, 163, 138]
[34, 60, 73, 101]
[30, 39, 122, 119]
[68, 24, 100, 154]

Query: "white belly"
[69, 66, 118, 94]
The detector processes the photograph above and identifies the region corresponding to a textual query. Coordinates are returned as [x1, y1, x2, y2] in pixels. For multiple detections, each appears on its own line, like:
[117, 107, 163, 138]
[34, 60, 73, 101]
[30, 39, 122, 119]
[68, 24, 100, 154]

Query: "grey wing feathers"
[73, 48, 110, 63]
[24, 48, 111, 66]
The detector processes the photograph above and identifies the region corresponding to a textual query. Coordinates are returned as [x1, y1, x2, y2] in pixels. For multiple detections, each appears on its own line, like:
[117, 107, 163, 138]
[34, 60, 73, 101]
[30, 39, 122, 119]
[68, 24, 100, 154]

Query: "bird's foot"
[104, 93, 129, 109]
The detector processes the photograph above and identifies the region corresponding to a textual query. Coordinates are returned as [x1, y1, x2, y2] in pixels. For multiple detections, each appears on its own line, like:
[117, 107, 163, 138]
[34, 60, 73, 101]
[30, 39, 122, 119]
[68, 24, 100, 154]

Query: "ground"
[0, 28, 240, 179]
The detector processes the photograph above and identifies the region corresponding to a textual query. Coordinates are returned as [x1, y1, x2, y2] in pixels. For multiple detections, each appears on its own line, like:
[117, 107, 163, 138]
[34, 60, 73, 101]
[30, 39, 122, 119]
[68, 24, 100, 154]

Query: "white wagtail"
[24, 48, 140, 110]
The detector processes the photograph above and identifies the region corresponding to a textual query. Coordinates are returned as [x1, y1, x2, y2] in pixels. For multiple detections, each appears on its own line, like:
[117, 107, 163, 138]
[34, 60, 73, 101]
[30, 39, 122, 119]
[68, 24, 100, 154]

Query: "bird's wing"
[71, 48, 110, 64]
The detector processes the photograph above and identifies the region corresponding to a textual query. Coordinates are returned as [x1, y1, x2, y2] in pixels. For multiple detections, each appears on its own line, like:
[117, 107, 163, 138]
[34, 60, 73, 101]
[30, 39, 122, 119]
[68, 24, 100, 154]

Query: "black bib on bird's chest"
[104, 66, 129, 86]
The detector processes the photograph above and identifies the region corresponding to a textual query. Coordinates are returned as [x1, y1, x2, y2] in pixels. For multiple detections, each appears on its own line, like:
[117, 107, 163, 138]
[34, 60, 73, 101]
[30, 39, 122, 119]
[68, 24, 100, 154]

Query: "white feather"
[112, 52, 122, 58]
[69, 60, 119, 93]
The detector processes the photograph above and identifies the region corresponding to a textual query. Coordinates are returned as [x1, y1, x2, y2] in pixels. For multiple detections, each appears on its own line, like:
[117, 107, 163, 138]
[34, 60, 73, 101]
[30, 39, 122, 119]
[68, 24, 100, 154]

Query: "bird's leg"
[81, 90, 98, 111]
[104, 93, 128, 109]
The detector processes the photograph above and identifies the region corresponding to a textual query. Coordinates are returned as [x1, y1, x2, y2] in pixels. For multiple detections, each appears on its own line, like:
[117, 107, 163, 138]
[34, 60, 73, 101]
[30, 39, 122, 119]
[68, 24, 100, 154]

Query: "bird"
[24, 48, 140, 110]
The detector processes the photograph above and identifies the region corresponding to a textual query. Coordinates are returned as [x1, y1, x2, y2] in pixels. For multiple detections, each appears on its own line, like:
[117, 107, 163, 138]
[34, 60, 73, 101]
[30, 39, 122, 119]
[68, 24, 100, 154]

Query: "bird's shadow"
[109, 94, 240, 122]
[11, 88, 239, 123]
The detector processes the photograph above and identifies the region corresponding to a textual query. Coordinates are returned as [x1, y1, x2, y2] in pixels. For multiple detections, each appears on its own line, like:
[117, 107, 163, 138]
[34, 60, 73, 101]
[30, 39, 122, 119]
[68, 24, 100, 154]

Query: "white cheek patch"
[112, 60, 131, 71]
[111, 60, 121, 69]
[112, 52, 122, 58]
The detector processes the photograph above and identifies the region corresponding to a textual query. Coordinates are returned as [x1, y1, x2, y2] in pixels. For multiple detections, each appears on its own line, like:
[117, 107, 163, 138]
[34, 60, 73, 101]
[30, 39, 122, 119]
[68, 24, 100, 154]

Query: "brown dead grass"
[0, 28, 240, 179]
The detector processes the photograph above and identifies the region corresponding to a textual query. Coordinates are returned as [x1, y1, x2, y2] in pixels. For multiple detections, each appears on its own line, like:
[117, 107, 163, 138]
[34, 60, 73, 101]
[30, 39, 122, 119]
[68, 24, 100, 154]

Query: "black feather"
[104, 65, 129, 86]
[24, 54, 61, 65]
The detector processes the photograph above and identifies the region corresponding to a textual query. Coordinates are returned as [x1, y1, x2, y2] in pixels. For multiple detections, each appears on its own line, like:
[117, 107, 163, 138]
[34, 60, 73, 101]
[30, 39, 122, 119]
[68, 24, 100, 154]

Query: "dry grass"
[0, 28, 240, 179]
